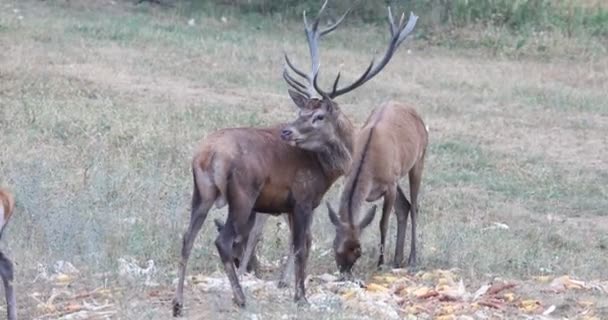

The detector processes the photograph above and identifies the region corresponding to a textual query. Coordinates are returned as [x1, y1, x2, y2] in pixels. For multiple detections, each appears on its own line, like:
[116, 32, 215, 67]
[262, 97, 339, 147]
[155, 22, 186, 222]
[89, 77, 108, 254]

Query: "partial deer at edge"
[0, 188, 17, 320]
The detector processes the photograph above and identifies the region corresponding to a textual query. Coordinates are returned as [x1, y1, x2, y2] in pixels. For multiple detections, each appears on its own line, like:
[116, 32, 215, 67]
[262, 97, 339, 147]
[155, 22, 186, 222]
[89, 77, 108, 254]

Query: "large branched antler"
[283, 0, 350, 98]
[314, 8, 418, 99]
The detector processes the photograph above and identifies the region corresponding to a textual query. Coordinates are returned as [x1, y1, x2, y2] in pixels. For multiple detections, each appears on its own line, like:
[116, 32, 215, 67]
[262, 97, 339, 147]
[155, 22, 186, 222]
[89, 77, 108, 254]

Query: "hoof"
[172, 300, 183, 317]
[233, 295, 246, 308]
[407, 257, 417, 268]
[338, 272, 354, 282]
[295, 297, 309, 307]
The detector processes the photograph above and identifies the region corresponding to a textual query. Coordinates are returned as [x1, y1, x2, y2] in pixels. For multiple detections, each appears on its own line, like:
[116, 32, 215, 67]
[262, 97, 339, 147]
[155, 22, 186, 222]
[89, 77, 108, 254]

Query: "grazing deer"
[172, 2, 354, 315]
[0, 188, 17, 320]
[327, 101, 428, 276]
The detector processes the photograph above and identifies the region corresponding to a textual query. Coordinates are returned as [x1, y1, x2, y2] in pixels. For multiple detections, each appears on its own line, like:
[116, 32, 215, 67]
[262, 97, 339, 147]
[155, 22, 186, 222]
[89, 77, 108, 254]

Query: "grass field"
[0, 0, 607, 318]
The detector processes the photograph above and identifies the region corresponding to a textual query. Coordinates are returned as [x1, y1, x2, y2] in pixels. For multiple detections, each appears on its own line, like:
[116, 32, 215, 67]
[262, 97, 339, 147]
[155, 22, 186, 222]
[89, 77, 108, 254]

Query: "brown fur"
[328, 101, 428, 274]
[172, 102, 355, 315]
[0, 188, 18, 320]
[0, 189, 15, 229]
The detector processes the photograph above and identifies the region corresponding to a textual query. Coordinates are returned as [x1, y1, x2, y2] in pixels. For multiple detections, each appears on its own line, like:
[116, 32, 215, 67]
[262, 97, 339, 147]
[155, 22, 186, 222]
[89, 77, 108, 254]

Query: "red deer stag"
[0, 188, 17, 320]
[172, 2, 353, 315]
[327, 101, 428, 276]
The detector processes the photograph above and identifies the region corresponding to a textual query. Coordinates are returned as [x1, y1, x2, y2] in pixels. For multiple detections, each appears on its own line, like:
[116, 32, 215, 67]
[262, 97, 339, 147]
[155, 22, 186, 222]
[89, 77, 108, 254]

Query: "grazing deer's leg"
[407, 160, 424, 267]
[394, 185, 411, 268]
[238, 213, 268, 276]
[292, 204, 312, 304]
[378, 186, 396, 268]
[173, 173, 215, 317]
[0, 251, 17, 320]
[278, 214, 295, 288]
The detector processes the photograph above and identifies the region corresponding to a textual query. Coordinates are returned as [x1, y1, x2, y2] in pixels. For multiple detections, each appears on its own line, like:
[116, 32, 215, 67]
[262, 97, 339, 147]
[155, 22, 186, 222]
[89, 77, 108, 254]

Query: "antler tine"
[284, 0, 351, 98]
[397, 12, 418, 46]
[387, 6, 397, 37]
[284, 53, 309, 79]
[320, 8, 351, 36]
[283, 69, 310, 98]
[323, 8, 418, 99]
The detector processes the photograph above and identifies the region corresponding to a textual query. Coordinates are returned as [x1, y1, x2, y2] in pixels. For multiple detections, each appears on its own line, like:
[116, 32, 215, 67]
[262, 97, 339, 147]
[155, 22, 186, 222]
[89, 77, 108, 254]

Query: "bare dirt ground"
[0, 0, 607, 319]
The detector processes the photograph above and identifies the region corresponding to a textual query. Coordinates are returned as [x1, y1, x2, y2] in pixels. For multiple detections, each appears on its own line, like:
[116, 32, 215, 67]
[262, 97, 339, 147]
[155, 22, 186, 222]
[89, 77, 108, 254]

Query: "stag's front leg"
[278, 214, 295, 288]
[292, 204, 313, 305]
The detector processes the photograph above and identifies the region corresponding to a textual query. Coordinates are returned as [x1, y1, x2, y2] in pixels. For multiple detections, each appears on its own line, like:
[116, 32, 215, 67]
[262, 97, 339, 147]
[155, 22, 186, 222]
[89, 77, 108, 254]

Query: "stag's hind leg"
[0, 251, 17, 320]
[394, 185, 411, 268]
[378, 186, 396, 268]
[173, 172, 216, 317]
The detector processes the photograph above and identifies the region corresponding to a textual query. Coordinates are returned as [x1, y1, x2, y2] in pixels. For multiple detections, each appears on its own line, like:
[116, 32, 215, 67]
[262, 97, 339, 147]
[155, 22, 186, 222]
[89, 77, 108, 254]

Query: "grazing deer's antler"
[314, 8, 418, 99]
[283, 0, 350, 98]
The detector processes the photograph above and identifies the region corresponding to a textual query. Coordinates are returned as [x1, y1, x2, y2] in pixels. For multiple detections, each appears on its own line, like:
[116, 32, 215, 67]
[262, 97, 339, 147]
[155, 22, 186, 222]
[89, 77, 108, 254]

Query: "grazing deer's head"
[327, 203, 377, 275]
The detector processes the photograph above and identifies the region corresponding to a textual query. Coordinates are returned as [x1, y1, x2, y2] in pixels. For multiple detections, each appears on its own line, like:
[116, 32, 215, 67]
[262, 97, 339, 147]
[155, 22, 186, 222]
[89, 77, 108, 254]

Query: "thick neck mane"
[316, 112, 355, 182]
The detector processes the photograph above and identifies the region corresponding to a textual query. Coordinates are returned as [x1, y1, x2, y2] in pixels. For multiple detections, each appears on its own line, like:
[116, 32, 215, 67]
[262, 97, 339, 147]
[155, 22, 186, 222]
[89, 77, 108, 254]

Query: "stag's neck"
[316, 113, 355, 182]
[317, 139, 351, 181]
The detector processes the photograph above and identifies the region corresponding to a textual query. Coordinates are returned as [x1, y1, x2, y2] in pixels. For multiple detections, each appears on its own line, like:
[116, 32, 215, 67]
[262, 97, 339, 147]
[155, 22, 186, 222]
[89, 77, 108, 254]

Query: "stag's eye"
[313, 114, 325, 122]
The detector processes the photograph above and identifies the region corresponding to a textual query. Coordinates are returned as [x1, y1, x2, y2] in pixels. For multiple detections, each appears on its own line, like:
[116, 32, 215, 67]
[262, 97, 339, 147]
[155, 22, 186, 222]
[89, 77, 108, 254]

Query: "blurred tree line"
[147, 0, 608, 36]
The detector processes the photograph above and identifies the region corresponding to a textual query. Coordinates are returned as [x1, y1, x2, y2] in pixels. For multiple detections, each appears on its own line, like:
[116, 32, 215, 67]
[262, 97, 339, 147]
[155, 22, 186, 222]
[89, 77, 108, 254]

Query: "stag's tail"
[192, 151, 230, 211]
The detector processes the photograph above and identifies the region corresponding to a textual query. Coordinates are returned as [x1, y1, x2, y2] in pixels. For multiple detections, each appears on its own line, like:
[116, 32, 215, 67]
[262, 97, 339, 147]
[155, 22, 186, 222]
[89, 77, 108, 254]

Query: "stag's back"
[368, 101, 427, 176]
[339, 101, 427, 221]
[0, 188, 15, 236]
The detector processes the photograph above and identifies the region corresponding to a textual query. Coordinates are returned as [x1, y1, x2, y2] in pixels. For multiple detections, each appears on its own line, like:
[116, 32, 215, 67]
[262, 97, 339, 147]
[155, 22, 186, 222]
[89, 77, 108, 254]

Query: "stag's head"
[280, 1, 418, 155]
[327, 202, 376, 276]
[281, 92, 341, 151]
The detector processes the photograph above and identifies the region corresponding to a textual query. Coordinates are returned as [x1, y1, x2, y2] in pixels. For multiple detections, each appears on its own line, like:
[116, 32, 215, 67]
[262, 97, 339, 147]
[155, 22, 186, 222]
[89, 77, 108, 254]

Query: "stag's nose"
[281, 128, 293, 140]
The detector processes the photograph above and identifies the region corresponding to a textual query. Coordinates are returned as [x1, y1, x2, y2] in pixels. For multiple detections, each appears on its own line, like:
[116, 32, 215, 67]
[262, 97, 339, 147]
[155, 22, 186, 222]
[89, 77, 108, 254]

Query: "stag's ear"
[358, 205, 377, 231]
[213, 218, 225, 232]
[288, 89, 308, 109]
[326, 201, 340, 227]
